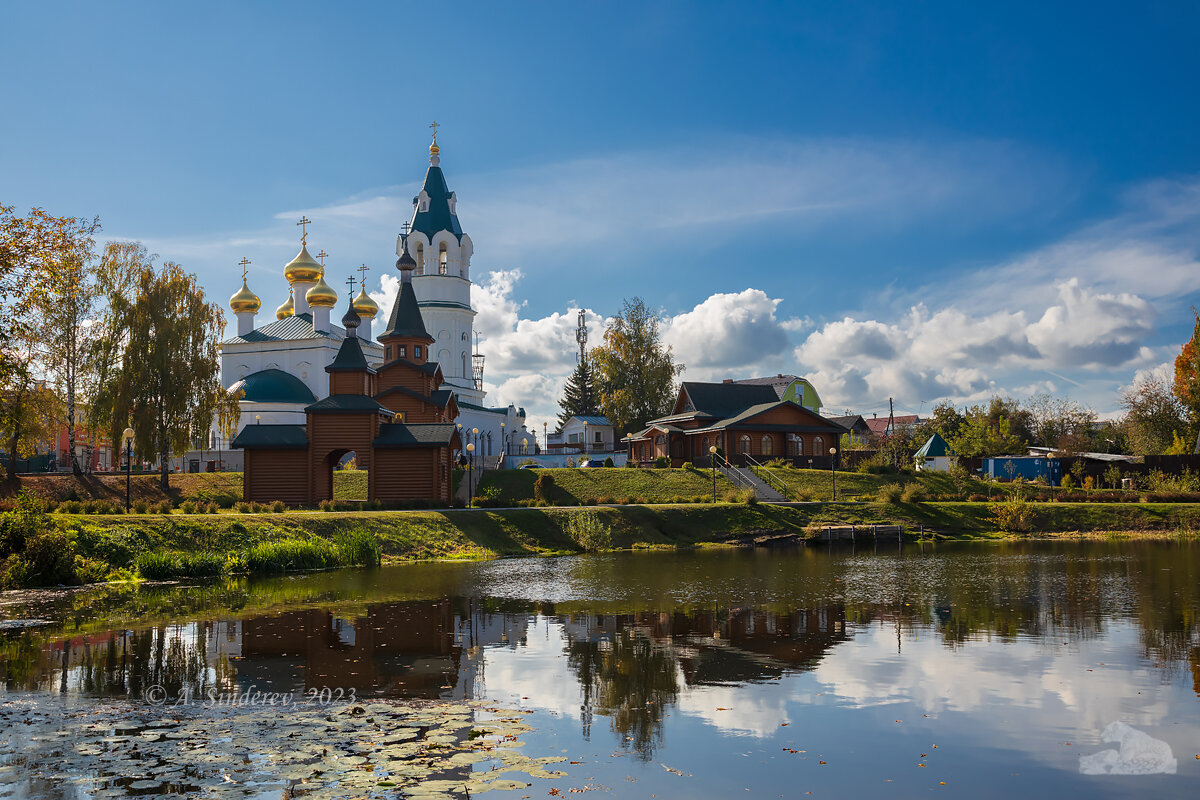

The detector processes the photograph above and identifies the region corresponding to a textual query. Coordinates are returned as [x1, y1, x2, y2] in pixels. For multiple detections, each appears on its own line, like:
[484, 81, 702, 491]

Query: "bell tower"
[396, 126, 482, 406]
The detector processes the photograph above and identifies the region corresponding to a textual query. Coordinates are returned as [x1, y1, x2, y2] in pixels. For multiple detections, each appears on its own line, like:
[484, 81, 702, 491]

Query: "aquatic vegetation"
[0, 698, 568, 798]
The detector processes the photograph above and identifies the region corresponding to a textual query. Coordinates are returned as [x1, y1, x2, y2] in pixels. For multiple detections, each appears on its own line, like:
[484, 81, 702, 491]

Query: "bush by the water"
[878, 484, 903, 504]
[990, 495, 1035, 532]
[136, 551, 224, 580]
[901, 483, 927, 504]
[562, 510, 614, 552]
[0, 490, 100, 588]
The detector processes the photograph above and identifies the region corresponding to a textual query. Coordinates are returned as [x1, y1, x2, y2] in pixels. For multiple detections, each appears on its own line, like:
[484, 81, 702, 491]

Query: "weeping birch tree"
[88, 243, 231, 490]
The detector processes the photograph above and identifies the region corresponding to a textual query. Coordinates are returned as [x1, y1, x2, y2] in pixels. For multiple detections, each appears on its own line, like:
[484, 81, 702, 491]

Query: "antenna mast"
[575, 309, 588, 365]
[472, 331, 485, 393]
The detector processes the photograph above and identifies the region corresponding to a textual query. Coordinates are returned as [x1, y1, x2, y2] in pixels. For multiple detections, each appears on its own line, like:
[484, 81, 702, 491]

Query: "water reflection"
[2, 541, 1199, 770]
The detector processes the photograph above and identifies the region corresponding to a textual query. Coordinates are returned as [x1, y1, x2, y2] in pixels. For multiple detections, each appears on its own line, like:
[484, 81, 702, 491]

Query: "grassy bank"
[5, 491, 1200, 589]
[475, 467, 737, 505]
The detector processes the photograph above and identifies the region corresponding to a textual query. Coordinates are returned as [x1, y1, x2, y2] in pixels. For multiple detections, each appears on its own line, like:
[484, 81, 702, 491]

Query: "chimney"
[722, 378, 733, 384]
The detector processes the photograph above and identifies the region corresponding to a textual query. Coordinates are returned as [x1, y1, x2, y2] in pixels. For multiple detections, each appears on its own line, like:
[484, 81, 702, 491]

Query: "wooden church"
[233, 250, 461, 505]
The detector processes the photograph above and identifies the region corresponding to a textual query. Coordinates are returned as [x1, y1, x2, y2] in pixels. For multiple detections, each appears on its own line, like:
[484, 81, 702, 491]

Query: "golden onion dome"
[229, 279, 260, 314]
[275, 288, 295, 320]
[305, 271, 338, 308]
[429, 137, 440, 156]
[283, 244, 323, 284]
[353, 287, 380, 319]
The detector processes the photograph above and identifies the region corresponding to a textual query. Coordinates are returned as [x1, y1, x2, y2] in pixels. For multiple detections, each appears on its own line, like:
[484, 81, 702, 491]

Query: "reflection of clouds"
[677, 683, 791, 738]
[477, 617, 583, 718]
[812, 623, 1174, 732]
[1079, 722, 1177, 775]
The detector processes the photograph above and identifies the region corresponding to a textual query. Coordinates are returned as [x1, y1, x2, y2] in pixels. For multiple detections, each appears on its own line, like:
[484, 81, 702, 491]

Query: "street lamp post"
[829, 447, 838, 501]
[500, 422, 506, 456]
[583, 422, 589, 458]
[709, 445, 718, 503]
[122, 427, 134, 511]
[466, 442, 475, 502]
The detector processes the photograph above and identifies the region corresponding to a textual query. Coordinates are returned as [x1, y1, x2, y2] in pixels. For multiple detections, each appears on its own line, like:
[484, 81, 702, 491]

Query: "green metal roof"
[915, 433, 955, 459]
[231, 424, 308, 449]
[374, 423, 459, 448]
[225, 313, 337, 344]
[409, 166, 464, 242]
[227, 369, 317, 405]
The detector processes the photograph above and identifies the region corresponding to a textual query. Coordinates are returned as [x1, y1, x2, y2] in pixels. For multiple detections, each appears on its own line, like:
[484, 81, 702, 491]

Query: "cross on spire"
[358, 263, 369, 289]
[238, 258, 251, 280]
[429, 121, 440, 139]
[400, 221, 410, 236]
[345, 274, 357, 296]
[296, 216, 312, 244]
[316, 250, 329, 267]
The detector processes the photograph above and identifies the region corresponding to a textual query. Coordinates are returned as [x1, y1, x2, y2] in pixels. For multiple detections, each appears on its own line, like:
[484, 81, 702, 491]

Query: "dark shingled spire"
[328, 297, 372, 372]
[380, 255, 433, 343]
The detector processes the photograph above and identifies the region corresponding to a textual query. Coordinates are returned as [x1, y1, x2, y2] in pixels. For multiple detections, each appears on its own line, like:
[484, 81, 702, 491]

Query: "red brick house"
[627, 380, 848, 467]
[233, 255, 460, 505]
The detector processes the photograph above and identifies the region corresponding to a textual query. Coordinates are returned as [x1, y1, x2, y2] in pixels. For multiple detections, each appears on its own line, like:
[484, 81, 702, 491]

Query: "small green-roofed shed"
[915, 433, 955, 460]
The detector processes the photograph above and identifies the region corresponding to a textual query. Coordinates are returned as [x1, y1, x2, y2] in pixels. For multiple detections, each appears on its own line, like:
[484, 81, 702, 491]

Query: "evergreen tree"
[558, 356, 600, 427]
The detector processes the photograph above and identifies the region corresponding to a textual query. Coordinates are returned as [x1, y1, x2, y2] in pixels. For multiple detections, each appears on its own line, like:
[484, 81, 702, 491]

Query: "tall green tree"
[949, 410, 1024, 458]
[1119, 374, 1186, 455]
[590, 298, 683, 436]
[558, 355, 601, 427]
[88, 244, 229, 490]
[1173, 309, 1200, 453]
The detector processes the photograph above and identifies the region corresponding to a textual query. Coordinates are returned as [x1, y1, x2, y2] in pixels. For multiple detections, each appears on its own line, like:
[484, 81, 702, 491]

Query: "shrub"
[878, 484, 903, 504]
[968, 493, 987, 502]
[132, 499, 149, 514]
[1059, 474, 1075, 491]
[57, 500, 83, 514]
[743, 491, 758, 505]
[533, 473, 555, 505]
[154, 501, 172, 514]
[271, 500, 286, 513]
[244, 539, 341, 574]
[989, 496, 1035, 532]
[900, 483, 927, 504]
[681, 461, 694, 471]
[204, 501, 219, 514]
[604, 457, 614, 467]
[180, 500, 197, 514]
[237, 502, 253, 514]
[136, 551, 224, 580]
[654, 456, 670, 468]
[337, 529, 382, 567]
[214, 494, 237, 509]
[562, 510, 614, 552]
[597, 495, 616, 505]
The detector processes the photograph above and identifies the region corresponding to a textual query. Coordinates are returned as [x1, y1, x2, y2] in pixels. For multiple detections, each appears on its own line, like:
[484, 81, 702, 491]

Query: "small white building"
[551, 415, 615, 454]
[914, 433, 957, 472]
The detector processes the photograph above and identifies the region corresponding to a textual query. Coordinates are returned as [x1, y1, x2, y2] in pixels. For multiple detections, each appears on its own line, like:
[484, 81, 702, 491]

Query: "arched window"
[415, 243, 424, 275]
[701, 436, 709, 454]
[655, 435, 665, 454]
[438, 244, 448, 275]
[761, 435, 773, 456]
[792, 436, 803, 456]
[815, 436, 824, 454]
[739, 435, 750, 454]
[520, 439, 529, 454]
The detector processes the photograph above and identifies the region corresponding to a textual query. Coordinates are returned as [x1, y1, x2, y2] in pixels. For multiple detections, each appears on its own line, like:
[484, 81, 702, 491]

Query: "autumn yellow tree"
[590, 297, 683, 436]
[88, 243, 230, 490]
[1173, 309, 1200, 454]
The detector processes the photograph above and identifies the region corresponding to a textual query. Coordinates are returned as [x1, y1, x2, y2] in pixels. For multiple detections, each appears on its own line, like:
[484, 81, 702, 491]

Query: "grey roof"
[228, 369, 316, 405]
[377, 385, 455, 408]
[225, 313, 343, 344]
[327, 335, 374, 372]
[732, 374, 803, 399]
[675, 382, 780, 418]
[379, 280, 434, 342]
[305, 395, 390, 414]
[373, 423, 459, 448]
[231, 424, 308, 449]
[409, 166, 464, 242]
[381, 357, 440, 376]
[689, 401, 848, 434]
[830, 414, 870, 432]
[568, 415, 611, 426]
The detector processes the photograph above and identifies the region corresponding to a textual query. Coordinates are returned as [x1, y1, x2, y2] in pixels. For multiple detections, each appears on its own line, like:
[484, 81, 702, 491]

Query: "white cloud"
[662, 289, 798, 379]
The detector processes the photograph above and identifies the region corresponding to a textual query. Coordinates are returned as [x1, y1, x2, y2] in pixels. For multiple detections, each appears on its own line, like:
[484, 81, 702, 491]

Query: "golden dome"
[229, 279, 260, 314]
[305, 271, 338, 308]
[353, 287, 380, 319]
[284, 244, 323, 284]
[429, 137, 440, 156]
[275, 288, 295, 320]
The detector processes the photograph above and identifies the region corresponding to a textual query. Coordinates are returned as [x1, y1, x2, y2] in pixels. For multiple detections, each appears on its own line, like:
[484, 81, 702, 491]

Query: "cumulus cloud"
[662, 289, 798, 378]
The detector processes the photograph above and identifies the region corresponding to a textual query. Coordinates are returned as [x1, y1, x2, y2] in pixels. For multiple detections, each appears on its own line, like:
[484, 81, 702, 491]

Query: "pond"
[1, 539, 1197, 798]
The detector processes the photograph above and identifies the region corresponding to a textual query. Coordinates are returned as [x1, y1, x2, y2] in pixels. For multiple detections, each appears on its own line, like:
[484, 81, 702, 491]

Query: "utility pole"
[575, 309, 588, 365]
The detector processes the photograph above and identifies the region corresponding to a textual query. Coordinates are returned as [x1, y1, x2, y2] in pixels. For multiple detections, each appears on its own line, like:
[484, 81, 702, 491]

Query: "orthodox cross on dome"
[429, 120, 440, 140]
[296, 216, 312, 244]
[238, 257, 251, 280]
[345, 274, 357, 296]
[358, 263, 370, 287]
[316, 250, 329, 267]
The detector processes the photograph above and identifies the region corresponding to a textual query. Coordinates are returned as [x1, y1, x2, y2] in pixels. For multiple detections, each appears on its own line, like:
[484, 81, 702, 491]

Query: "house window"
[438, 244, 448, 275]
[762, 435, 773, 456]
[594, 431, 602, 443]
[739, 435, 750, 454]
[701, 437, 709, 454]
[815, 436, 825, 454]
[792, 436, 803, 456]
[398, 345, 407, 358]
[415, 345, 423, 359]
[415, 244, 424, 275]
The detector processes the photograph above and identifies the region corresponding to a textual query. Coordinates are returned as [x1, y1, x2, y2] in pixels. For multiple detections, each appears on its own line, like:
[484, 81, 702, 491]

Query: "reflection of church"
[216, 134, 533, 470]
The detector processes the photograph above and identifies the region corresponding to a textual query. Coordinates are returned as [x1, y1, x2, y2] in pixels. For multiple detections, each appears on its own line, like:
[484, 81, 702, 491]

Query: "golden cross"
[429, 121, 440, 139]
[296, 216, 312, 244]
[316, 250, 329, 267]
[358, 263, 369, 288]
[238, 258, 251, 280]
[345, 274, 357, 296]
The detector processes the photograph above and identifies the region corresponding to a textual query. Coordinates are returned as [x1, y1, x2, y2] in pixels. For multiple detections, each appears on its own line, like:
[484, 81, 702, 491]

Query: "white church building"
[195, 135, 531, 472]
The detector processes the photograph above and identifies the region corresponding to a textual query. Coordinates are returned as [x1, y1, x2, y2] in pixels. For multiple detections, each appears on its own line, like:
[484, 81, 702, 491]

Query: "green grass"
[476, 467, 735, 505]
[332, 470, 368, 501]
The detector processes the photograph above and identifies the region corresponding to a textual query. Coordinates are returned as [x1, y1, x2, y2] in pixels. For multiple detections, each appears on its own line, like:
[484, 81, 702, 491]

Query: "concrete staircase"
[718, 464, 786, 502]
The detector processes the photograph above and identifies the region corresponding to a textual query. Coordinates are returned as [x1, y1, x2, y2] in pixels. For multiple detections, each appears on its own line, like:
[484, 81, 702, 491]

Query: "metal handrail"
[743, 454, 790, 499]
[714, 454, 756, 491]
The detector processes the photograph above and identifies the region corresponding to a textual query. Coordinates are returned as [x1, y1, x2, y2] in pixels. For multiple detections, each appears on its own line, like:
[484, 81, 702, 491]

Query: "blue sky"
[3, 1, 1199, 426]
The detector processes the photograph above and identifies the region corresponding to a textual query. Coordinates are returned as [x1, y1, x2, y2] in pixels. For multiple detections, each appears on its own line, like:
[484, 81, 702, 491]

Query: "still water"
[1, 540, 1198, 798]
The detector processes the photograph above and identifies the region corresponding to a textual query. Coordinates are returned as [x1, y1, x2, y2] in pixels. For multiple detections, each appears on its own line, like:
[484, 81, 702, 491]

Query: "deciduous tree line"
[1, 204, 235, 488]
